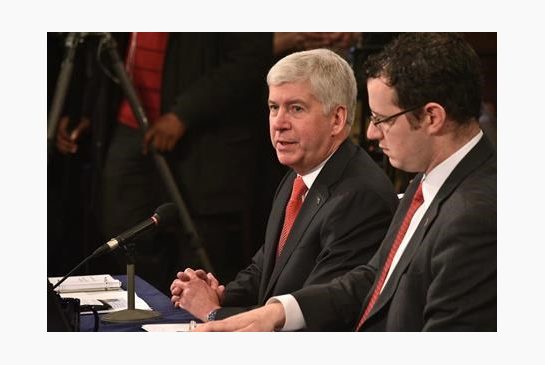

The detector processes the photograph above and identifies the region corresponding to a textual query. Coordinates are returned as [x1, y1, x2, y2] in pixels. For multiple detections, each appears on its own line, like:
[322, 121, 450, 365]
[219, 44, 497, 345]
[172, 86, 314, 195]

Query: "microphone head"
[153, 202, 178, 226]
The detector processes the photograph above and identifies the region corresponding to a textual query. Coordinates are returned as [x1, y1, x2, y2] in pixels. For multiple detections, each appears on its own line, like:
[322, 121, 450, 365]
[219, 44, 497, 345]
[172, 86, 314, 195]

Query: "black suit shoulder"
[294, 135, 497, 331]
[220, 140, 398, 320]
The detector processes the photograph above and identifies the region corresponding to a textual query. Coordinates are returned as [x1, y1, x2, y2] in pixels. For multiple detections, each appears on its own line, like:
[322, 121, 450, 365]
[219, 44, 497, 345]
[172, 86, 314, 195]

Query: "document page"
[142, 322, 200, 332]
[48, 274, 122, 293]
[60, 290, 152, 314]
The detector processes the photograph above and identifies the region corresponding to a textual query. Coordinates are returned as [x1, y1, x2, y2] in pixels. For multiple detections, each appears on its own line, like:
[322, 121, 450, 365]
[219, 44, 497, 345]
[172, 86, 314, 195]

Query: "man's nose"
[271, 108, 290, 130]
[366, 121, 383, 141]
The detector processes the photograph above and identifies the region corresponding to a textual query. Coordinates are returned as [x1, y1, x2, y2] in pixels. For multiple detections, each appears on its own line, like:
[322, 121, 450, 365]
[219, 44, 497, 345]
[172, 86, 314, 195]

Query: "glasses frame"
[369, 105, 424, 132]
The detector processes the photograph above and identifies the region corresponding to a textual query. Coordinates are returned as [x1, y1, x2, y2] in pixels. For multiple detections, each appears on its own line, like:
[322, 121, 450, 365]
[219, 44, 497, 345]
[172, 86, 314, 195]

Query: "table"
[80, 275, 197, 331]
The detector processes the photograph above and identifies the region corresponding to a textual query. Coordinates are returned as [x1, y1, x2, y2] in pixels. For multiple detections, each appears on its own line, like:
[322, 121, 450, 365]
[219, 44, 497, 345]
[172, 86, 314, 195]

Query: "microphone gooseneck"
[91, 202, 177, 259]
[52, 203, 177, 291]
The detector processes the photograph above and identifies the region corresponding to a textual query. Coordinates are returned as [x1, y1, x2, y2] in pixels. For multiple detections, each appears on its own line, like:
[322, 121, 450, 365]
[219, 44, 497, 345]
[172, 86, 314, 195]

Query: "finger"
[70, 127, 82, 141]
[170, 278, 181, 291]
[184, 267, 197, 279]
[172, 278, 183, 287]
[193, 321, 217, 332]
[171, 295, 180, 304]
[217, 285, 225, 299]
[166, 137, 176, 151]
[234, 325, 255, 332]
[193, 322, 213, 332]
[195, 270, 209, 282]
[143, 129, 156, 154]
[196, 318, 242, 332]
[207, 273, 219, 289]
[179, 273, 191, 281]
[57, 127, 70, 139]
[171, 279, 187, 293]
[207, 272, 220, 285]
[178, 281, 190, 290]
[162, 135, 174, 151]
[153, 133, 167, 152]
[177, 270, 192, 281]
[70, 123, 83, 140]
[144, 128, 155, 147]
[56, 137, 77, 154]
[58, 116, 70, 132]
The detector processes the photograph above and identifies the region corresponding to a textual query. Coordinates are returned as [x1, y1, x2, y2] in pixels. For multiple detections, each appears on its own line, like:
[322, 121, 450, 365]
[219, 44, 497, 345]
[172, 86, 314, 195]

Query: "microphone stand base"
[101, 309, 161, 323]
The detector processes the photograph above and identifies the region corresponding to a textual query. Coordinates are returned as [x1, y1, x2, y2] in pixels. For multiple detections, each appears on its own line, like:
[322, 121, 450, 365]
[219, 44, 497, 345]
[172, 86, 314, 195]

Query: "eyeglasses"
[368, 105, 424, 133]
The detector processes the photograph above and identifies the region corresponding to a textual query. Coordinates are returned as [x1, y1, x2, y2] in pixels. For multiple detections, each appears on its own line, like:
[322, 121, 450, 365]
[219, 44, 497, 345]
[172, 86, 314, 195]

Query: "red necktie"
[355, 182, 424, 331]
[276, 176, 308, 257]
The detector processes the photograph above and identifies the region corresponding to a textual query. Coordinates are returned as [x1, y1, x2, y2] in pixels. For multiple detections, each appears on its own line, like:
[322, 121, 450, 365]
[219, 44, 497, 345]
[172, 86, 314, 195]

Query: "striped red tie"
[276, 176, 307, 257]
[355, 182, 424, 331]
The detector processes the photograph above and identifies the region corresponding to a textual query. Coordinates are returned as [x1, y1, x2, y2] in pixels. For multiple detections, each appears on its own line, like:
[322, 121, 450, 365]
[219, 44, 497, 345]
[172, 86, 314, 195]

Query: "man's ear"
[424, 102, 447, 135]
[331, 105, 348, 136]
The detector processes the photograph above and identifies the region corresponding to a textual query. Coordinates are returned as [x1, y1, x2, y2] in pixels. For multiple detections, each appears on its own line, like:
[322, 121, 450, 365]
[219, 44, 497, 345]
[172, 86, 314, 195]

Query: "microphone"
[51, 202, 177, 292]
[91, 202, 178, 259]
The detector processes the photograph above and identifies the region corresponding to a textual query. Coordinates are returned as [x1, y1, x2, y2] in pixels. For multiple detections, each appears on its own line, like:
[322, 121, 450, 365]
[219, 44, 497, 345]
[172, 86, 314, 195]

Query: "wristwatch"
[207, 308, 219, 322]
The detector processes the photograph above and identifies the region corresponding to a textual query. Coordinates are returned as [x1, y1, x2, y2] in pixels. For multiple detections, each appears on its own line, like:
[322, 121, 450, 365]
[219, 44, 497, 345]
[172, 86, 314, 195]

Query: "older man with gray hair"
[171, 48, 398, 323]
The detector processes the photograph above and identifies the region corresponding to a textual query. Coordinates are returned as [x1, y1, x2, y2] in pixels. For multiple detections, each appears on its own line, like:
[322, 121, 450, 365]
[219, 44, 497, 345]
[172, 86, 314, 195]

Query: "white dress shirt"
[299, 153, 333, 196]
[270, 130, 484, 331]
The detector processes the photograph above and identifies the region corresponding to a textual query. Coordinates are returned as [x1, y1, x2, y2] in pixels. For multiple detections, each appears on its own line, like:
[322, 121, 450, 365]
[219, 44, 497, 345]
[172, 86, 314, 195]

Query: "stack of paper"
[47, 274, 152, 314]
[48, 274, 122, 293]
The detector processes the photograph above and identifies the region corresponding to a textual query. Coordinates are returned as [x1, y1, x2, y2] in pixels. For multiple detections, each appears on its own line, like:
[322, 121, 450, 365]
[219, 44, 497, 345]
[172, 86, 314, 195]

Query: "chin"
[389, 158, 410, 173]
[388, 156, 401, 169]
[390, 158, 420, 174]
[276, 154, 293, 167]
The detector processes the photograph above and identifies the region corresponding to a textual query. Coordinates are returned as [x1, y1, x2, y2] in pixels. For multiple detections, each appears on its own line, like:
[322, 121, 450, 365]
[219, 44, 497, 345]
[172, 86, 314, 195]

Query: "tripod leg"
[47, 33, 82, 162]
[98, 33, 215, 273]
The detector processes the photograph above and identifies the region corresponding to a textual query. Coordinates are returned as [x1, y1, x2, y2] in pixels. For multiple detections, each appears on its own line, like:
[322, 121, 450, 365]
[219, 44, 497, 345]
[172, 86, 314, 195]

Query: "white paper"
[49, 274, 122, 293]
[142, 322, 199, 332]
[60, 289, 152, 314]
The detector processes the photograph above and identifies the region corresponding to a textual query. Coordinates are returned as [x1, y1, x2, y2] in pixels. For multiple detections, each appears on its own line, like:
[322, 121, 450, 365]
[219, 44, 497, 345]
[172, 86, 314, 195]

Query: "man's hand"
[170, 269, 225, 302]
[170, 268, 224, 321]
[194, 302, 286, 332]
[143, 112, 186, 153]
[56, 116, 90, 154]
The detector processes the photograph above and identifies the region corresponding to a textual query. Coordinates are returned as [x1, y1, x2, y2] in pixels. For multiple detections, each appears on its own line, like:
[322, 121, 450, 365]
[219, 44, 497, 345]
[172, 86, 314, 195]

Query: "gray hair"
[267, 48, 357, 126]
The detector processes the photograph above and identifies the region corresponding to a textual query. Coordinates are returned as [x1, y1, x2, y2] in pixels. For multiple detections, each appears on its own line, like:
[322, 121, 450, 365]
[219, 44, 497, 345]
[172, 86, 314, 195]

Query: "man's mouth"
[277, 140, 296, 147]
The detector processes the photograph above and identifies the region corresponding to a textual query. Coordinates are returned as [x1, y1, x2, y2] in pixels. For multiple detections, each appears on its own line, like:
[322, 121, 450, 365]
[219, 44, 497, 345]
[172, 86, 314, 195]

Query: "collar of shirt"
[297, 152, 335, 199]
[381, 130, 484, 293]
[421, 130, 483, 209]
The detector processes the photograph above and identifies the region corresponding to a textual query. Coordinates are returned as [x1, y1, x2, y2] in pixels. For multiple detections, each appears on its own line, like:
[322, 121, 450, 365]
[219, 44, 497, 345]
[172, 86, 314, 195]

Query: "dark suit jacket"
[216, 139, 399, 319]
[294, 136, 497, 331]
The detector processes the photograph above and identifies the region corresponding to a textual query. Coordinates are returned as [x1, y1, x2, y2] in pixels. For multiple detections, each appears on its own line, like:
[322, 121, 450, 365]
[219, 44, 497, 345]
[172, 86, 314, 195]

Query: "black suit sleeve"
[290, 187, 397, 331]
[219, 245, 265, 308]
[303, 188, 395, 286]
[293, 264, 376, 331]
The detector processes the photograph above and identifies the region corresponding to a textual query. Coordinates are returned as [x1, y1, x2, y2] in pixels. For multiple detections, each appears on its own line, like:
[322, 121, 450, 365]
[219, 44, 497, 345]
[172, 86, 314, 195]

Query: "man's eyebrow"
[370, 109, 386, 117]
[268, 99, 309, 108]
[282, 98, 308, 105]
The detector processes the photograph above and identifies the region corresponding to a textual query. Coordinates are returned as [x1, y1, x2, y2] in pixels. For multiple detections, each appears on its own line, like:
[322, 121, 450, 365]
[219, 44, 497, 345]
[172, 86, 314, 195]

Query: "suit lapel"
[367, 136, 496, 319]
[263, 187, 329, 298]
[260, 172, 294, 299]
[262, 140, 357, 300]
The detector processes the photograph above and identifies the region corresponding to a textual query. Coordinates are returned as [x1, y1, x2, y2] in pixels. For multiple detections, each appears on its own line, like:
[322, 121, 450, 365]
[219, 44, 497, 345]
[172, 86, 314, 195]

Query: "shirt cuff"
[266, 294, 306, 331]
